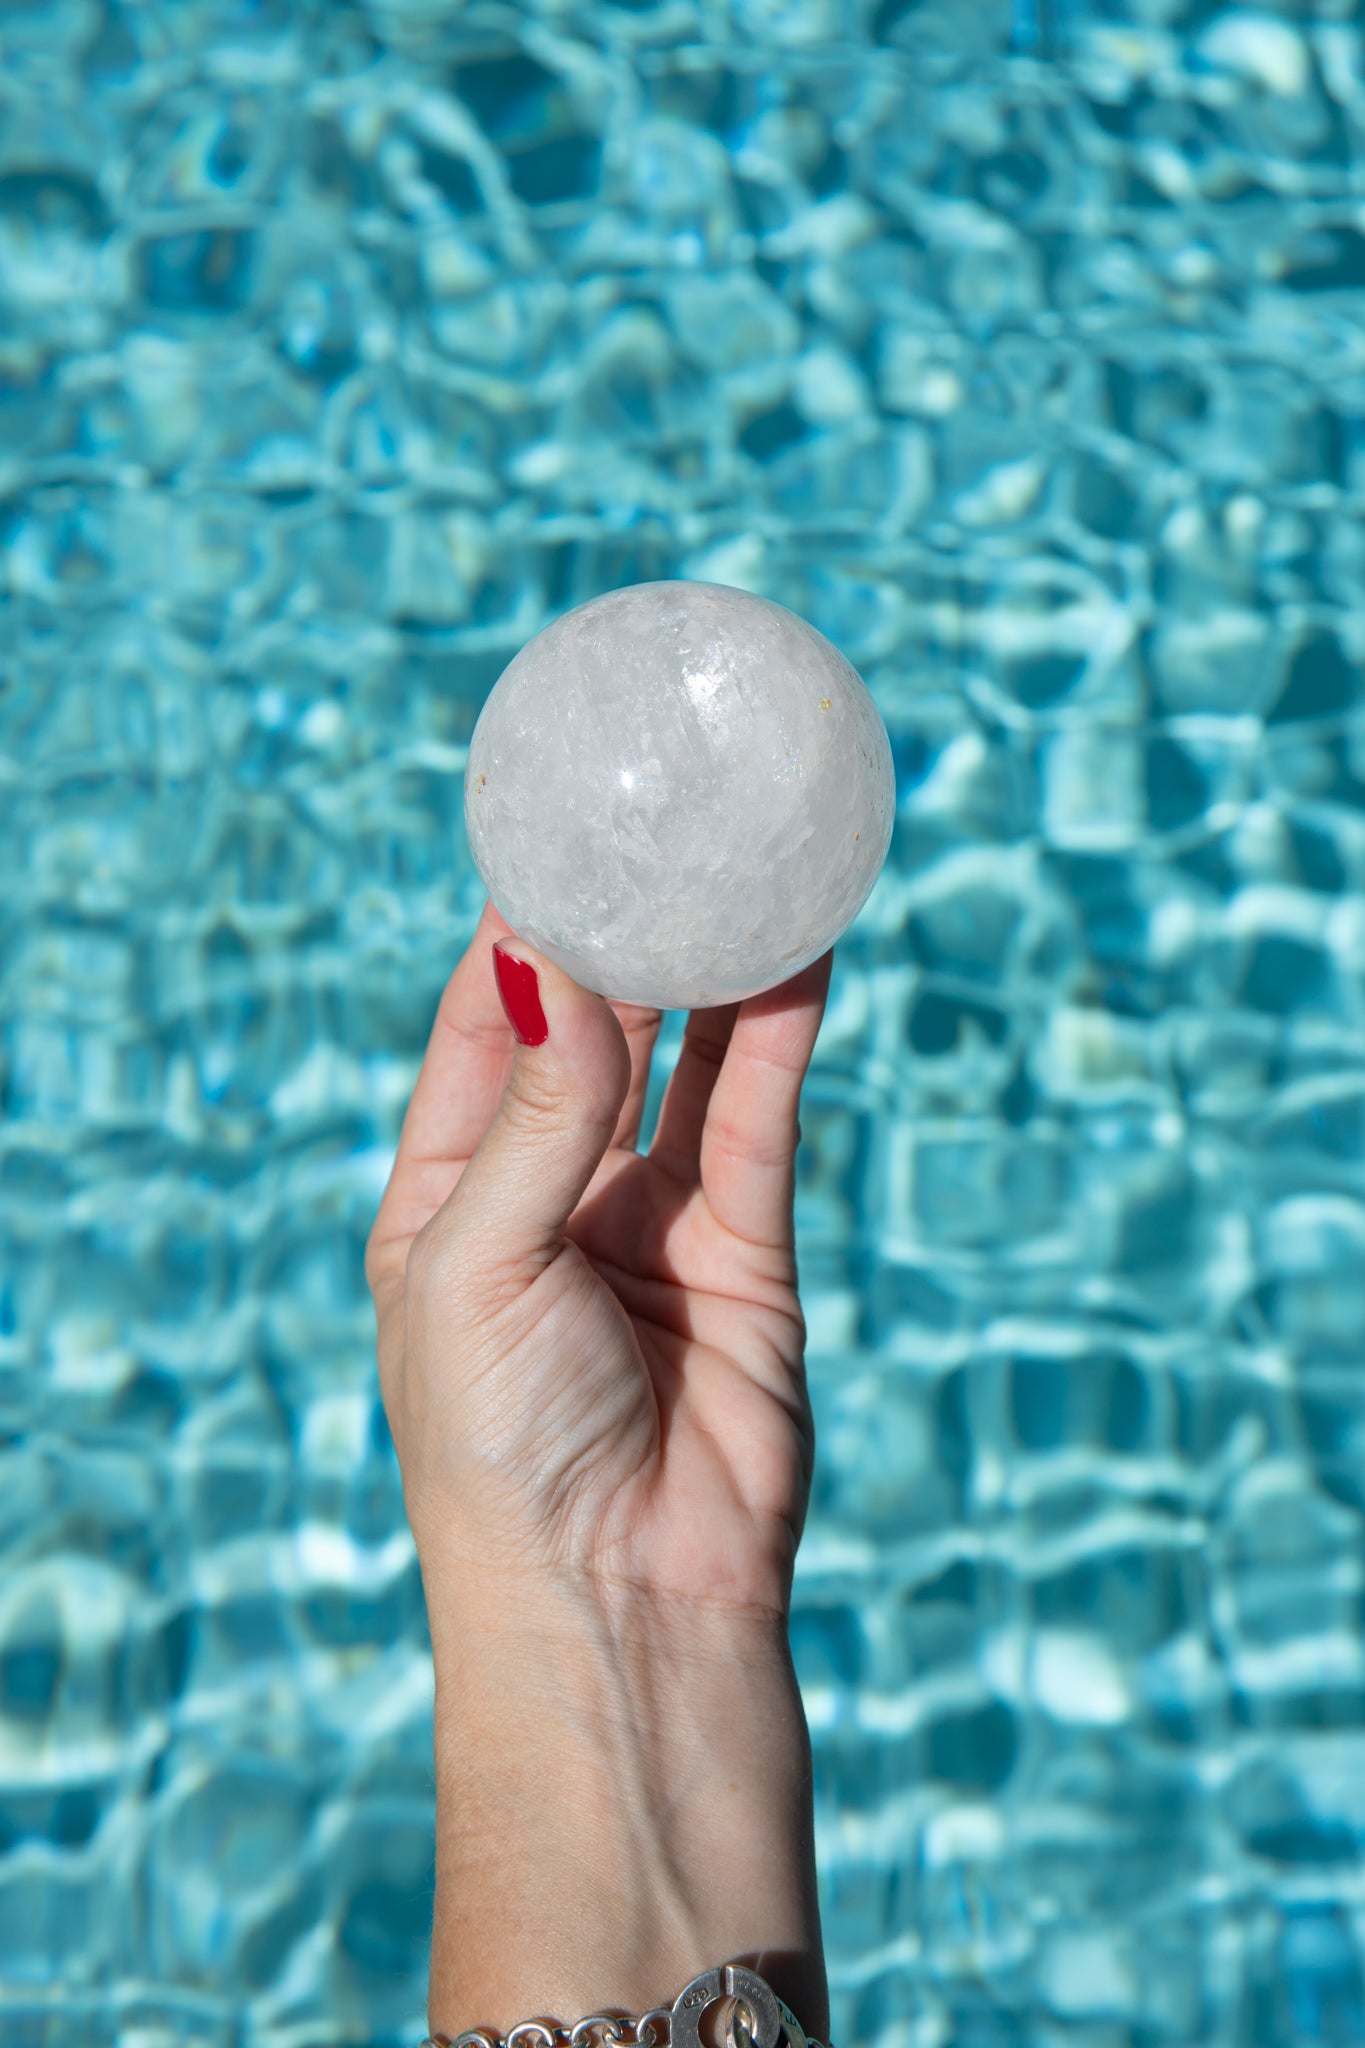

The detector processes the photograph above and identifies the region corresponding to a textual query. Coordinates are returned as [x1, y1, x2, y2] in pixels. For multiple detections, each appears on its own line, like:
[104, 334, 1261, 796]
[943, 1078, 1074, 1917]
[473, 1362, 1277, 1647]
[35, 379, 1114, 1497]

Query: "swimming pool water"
[5, 1, 1365, 2043]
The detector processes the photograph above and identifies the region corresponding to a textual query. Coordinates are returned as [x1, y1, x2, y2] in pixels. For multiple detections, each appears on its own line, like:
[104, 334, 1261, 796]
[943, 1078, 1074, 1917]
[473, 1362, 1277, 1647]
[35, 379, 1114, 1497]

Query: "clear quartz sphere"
[464, 579, 897, 1010]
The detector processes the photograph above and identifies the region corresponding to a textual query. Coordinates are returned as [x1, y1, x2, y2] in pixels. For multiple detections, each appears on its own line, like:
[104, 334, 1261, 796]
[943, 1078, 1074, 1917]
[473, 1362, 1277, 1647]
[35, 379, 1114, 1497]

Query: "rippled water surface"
[6, 1, 1365, 2043]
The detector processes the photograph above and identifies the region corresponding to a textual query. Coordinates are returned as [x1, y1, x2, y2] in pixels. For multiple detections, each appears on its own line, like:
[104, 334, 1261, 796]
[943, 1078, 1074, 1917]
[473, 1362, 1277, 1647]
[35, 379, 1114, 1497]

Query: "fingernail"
[492, 941, 548, 1047]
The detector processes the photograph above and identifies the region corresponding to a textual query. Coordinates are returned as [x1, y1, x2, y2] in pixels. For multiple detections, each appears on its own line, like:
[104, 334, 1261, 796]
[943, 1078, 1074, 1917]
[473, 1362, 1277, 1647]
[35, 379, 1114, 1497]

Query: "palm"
[367, 900, 834, 1626]
[555, 1144, 815, 1620]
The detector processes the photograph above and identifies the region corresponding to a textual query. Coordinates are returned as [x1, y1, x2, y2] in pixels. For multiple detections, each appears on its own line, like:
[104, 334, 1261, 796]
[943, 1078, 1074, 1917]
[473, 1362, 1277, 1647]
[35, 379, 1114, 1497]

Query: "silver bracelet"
[420, 1962, 829, 2048]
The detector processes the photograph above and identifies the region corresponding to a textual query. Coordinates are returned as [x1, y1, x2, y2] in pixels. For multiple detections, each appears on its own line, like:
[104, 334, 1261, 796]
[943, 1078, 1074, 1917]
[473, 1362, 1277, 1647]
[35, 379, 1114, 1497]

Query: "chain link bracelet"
[420, 1963, 831, 2048]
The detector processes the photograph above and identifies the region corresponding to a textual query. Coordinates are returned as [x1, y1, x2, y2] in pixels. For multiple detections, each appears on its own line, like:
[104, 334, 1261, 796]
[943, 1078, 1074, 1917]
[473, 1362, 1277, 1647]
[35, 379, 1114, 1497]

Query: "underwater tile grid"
[4, 0, 1365, 2042]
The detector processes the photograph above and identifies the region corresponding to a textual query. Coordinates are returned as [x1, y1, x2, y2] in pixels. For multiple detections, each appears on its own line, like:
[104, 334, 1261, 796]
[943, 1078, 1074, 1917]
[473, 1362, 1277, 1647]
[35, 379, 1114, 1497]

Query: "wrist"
[422, 1572, 829, 2046]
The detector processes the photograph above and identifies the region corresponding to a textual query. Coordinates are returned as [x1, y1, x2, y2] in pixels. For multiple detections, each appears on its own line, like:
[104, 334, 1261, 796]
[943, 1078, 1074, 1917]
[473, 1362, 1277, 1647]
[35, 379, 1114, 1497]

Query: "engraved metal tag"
[668, 1968, 784, 2048]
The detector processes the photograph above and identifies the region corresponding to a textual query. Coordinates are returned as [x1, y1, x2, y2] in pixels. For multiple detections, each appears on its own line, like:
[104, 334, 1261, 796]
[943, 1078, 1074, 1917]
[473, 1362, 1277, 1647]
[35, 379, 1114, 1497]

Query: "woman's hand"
[364, 895, 835, 2038]
[364, 895, 834, 1630]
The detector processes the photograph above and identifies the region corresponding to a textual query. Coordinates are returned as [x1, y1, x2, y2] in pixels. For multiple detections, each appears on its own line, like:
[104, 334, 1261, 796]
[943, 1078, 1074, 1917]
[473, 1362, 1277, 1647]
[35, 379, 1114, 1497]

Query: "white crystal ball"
[464, 580, 897, 1011]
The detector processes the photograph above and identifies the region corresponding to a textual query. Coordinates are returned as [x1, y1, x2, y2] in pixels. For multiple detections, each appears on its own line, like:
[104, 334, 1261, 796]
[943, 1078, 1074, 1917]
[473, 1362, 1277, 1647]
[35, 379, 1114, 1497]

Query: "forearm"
[424, 1573, 830, 2046]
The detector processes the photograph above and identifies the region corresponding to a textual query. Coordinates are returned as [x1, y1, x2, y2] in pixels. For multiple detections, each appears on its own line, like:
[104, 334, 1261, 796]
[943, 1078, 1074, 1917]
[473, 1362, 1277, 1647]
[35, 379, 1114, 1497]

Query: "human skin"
[365, 896, 834, 2044]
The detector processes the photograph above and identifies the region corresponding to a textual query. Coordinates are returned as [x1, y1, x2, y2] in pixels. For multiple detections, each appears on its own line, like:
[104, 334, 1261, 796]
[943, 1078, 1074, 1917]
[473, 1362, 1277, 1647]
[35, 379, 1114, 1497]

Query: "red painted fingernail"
[492, 942, 548, 1047]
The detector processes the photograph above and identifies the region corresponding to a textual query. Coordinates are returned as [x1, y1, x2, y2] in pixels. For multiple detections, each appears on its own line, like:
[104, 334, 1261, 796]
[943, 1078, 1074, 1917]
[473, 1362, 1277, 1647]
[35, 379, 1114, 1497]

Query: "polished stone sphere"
[463, 579, 897, 1011]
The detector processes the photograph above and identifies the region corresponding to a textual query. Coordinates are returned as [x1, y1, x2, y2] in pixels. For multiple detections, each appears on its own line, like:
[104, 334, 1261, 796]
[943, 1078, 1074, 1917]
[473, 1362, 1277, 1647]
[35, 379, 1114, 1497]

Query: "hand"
[364, 896, 834, 1628]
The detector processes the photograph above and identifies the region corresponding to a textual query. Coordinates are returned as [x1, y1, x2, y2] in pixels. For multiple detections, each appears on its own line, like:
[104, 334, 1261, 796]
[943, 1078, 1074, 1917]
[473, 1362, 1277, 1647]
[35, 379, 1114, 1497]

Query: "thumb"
[424, 938, 633, 1302]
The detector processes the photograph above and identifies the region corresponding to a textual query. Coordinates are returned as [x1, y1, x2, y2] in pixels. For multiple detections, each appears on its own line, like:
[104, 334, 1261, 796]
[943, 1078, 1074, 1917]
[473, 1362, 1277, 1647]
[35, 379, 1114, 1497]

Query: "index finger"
[368, 896, 516, 1262]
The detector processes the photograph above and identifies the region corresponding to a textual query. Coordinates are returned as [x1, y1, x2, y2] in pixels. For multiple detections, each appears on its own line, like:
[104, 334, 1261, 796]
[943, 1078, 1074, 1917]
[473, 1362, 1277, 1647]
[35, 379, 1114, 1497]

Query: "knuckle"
[404, 1218, 441, 1288]
[503, 1067, 565, 1125]
[404, 1212, 482, 1312]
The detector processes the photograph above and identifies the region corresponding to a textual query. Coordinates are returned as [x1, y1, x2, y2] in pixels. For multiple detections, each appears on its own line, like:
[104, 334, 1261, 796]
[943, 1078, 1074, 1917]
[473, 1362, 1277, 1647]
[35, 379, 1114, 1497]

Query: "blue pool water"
[6, 1, 1365, 2042]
